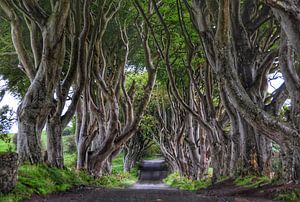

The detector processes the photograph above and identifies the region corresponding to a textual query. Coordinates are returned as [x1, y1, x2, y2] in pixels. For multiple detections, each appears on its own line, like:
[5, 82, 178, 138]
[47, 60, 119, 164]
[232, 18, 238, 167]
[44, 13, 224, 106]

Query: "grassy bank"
[0, 158, 137, 202]
[0, 134, 137, 202]
[163, 172, 211, 190]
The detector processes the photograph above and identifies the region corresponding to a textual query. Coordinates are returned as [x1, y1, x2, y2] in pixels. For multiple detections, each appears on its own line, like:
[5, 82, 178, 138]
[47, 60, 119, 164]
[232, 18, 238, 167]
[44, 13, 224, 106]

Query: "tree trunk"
[46, 115, 64, 168]
[124, 154, 135, 172]
[2, 0, 71, 164]
[124, 147, 138, 172]
[256, 134, 272, 176]
[238, 115, 259, 173]
[17, 82, 49, 163]
[77, 138, 90, 170]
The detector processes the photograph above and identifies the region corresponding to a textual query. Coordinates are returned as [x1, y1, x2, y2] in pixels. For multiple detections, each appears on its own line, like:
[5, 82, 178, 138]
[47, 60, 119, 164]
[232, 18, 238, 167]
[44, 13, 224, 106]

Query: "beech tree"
[1, 0, 300, 184]
[185, 0, 300, 181]
[134, 0, 300, 183]
[0, 0, 70, 163]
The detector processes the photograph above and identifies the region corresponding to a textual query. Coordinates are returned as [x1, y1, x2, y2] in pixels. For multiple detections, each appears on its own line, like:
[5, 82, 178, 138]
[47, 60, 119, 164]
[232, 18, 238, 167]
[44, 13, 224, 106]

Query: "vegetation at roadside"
[164, 172, 272, 191]
[0, 165, 92, 202]
[0, 134, 137, 202]
[0, 134, 15, 153]
[163, 172, 211, 191]
[234, 175, 271, 188]
[0, 161, 137, 202]
[274, 188, 300, 202]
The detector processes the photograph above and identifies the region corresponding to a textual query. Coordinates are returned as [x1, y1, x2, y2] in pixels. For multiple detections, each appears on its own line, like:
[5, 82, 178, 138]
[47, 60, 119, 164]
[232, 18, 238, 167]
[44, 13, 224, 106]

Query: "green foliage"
[0, 134, 15, 153]
[274, 188, 300, 202]
[143, 143, 161, 159]
[0, 164, 93, 202]
[164, 172, 211, 191]
[64, 153, 77, 168]
[139, 114, 158, 136]
[0, 21, 29, 98]
[0, 152, 137, 202]
[64, 135, 77, 154]
[234, 175, 271, 188]
[94, 172, 137, 188]
[0, 105, 14, 135]
[112, 153, 125, 174]
[62, 127, 73, 136]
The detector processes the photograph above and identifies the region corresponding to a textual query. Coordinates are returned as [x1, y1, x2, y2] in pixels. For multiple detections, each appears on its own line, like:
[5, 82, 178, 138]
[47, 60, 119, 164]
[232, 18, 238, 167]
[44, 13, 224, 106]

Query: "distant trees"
[0, 90, 13, 135]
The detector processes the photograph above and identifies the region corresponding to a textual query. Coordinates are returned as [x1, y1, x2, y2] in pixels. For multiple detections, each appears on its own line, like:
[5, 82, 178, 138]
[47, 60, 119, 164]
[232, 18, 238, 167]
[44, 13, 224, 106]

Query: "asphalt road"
[27, 187, 233, 202]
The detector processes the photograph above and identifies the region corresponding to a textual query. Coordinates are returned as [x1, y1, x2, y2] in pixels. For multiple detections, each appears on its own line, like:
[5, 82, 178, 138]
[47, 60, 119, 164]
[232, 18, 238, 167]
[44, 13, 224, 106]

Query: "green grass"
[0, 158, 137, 202]
[274, 188, 300, 202]
[234, 174, 271, 188]
[0, 164, 95, 202]
[95, 172, 137, 188]
[0, 134, 15, 153]
[112, 153, 125, 173]
[163, 172, 211, 191]
[0, 132, 137, 201]
[0, 132, 77, 167]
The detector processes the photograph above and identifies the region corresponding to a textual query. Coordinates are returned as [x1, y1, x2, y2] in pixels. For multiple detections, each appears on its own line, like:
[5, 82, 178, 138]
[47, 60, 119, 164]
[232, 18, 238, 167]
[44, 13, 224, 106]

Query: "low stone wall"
[0, 152, 19, 193]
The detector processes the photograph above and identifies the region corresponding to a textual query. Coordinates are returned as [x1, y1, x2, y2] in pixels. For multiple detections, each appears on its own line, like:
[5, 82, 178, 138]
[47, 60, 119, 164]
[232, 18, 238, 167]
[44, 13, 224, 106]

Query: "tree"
[0, 0, 71, 163]
[185, 0, 300, 182]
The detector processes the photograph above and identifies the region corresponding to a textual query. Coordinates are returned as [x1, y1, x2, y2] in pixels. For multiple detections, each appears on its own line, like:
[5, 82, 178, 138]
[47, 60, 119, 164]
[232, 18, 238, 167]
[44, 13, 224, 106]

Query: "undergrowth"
[0, 153, 137, 202]
[234, 174, 271, 188]
[0, 164, 93, 202]
[274, 188, 300, 202]
[163, 172, 211, 191]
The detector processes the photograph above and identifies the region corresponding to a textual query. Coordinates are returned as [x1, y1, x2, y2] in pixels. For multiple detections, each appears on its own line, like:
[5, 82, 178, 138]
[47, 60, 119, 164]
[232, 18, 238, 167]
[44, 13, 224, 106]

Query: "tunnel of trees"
[1, 0, 300, 196]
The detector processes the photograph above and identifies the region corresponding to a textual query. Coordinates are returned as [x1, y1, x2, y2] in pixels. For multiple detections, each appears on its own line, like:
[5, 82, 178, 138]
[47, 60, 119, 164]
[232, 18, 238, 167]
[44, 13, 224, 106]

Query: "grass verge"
[163, 172, 211, 191]
[0, 164, 137, 202]
[274, 188, 300, 202]
[234, 174, 271, 188]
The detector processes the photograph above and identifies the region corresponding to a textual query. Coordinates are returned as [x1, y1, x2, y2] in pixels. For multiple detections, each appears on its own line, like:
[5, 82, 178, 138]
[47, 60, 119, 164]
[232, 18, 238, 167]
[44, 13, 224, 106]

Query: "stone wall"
[0, 152, 18, 193]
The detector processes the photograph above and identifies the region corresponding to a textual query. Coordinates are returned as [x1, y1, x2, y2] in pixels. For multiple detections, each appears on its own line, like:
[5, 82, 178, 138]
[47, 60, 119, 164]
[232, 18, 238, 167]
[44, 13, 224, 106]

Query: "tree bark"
[46, 115, 63, 168]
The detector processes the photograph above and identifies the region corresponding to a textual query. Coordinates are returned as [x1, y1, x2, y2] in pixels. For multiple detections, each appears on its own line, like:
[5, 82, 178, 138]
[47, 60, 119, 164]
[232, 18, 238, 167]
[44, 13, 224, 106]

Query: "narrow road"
[27, 187, 231, 202]
[27, 160, 233, 202]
